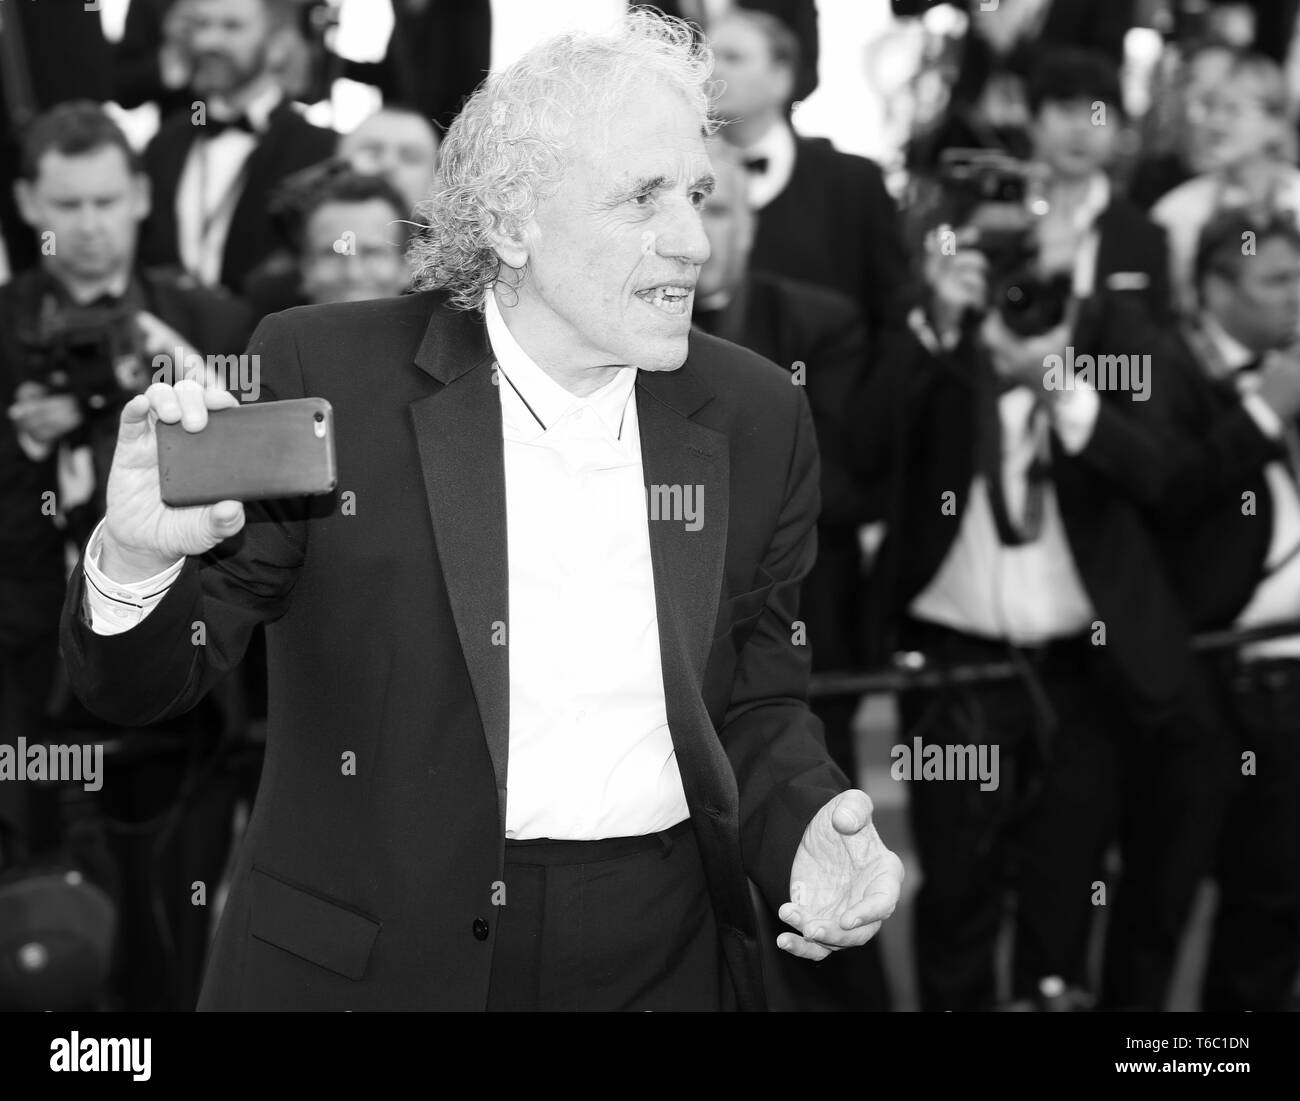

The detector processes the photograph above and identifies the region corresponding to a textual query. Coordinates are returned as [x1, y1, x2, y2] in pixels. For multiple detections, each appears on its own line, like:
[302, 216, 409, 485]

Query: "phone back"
[157, 397, 337, 507]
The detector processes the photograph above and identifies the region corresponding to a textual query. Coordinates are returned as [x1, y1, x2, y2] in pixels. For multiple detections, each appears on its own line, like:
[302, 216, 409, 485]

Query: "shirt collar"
[208, 79, 283, 133]
[744, 118, 795, 171]
[483, 288, 637, 443]
[1200, 312, 1259, 375]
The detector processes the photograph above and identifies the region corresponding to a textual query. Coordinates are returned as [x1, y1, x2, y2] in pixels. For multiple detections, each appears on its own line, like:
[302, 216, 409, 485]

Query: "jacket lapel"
[407, 304, 511, 817]
[635, 361, 731, 809]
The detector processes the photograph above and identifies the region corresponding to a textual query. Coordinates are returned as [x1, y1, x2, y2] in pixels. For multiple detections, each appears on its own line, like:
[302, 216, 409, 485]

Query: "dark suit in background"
[1148, 327, 1300, 1010]
[749, 136, 912, 338]
[137, 102, 335, 294]
[0, 0, 113, 274]
[1093, 195, 1173, 323]
[847, 295, 1228, 1009]
[341, 0, 492, 132]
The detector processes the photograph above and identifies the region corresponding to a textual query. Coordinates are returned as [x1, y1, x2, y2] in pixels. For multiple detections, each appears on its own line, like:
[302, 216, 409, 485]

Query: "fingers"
[205, 500, 246, 540]
[830, 789, 874, 836]
[147, 379, 216, 432]
[839, 873, 904, 933]
[776, 931, 832, 962]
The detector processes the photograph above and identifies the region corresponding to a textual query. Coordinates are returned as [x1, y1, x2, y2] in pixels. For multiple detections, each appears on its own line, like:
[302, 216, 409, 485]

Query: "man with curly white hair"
[61, 7, 903, 1011]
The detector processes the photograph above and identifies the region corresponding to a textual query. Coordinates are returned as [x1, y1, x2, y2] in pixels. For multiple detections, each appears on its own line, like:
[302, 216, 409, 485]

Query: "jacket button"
[472, 918, 490, 941]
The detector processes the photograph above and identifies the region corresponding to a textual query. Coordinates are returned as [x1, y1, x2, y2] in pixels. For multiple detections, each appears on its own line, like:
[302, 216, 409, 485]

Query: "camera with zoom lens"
[15, 298, 150, 414]
[913, 148, 1073, 338]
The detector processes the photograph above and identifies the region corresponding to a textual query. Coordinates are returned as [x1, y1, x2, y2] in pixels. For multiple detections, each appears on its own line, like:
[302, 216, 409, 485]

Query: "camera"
[912, 148, 1073, 338]
[15, 298, 150, 414]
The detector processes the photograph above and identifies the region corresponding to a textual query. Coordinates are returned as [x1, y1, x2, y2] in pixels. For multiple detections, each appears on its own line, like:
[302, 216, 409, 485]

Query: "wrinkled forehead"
[565, 87, 710, 194]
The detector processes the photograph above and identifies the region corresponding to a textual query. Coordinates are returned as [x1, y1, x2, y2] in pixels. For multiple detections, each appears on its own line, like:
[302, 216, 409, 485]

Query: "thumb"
[831, 790, 873, 836]
[206, 500, 245, 539]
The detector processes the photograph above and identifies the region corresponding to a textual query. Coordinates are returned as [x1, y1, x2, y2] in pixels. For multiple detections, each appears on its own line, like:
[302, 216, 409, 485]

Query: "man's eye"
[631, 192, 654, 206]
[690, 190, 707, 208]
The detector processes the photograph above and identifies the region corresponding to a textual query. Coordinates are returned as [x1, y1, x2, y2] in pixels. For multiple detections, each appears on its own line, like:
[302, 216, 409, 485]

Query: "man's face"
[187, 0, 275, 99]
[697, 154, 753, 302]
[1190, 76, 1286, 172]
[501, 87, 712, 374]
[16, 146, 148, 284]
[339, 112, 439, 212]
[1032, 99, 1117, 180]
[1212, 237, 1300, 350]
[710, 17, 790, 123]
[300, 199, 410, 305]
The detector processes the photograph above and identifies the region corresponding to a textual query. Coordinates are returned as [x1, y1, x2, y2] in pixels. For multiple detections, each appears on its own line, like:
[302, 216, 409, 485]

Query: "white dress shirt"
[81, 289, 691, 841]
[740, 118, 797, 212]
[176, 81, 284, 287]
[485, 290, 688, 839]
[905, 311, 1099, 644]
[1197, 316, 1300, 659]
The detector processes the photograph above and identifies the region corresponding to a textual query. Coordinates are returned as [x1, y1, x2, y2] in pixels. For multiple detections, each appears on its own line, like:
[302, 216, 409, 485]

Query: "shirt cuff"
[82, 519, 187, 636]
[1048, 385, 1100, 455]
[1242, 392, 1284, 439]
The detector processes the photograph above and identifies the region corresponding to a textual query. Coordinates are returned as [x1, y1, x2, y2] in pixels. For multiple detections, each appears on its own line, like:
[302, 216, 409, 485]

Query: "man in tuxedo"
[1149, 208, 1300, 1010]
[2, 101, 252, 1010]
[1025, 49, 1172, 322]
[59, 9, 903, 1012]
[845, 223, 1223, 1011]
[136, 0, 335, 294]
[708, 9, 911, 336]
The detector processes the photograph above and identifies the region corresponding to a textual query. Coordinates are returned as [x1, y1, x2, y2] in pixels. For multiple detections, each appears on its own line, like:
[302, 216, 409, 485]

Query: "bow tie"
[200, 114, 257, 139]
[743, 155, 769, 175]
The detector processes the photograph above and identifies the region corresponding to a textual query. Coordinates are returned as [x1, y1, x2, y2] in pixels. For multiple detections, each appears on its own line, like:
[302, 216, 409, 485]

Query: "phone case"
[157, 397, 337, 507]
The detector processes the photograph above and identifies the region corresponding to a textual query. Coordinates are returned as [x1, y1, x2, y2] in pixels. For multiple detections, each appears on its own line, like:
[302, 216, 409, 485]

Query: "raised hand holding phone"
[99, 380, 246, 584]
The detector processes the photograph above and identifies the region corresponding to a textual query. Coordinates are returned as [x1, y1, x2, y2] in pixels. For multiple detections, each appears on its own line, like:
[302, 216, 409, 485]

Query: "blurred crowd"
[1, 0, 1299, 1015]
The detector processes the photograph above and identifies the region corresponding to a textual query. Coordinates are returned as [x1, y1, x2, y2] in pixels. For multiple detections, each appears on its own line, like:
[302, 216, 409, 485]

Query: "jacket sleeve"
[717, 389, 851, 914]
[59, 314, 310, 727]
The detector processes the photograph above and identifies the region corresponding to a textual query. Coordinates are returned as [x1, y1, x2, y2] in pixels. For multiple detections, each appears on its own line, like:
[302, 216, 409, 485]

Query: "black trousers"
[1200, 655, 1300, 1011]
[486, 818, 729, 1011]
[900, 619, 1228, 1011]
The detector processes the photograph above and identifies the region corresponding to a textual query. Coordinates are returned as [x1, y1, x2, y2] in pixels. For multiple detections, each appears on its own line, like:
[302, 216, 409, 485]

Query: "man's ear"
[772, 64, 796, 109]
[13, 179, 37, 228]
[488, 223, 531, 273]
[132, 172, 152, 223]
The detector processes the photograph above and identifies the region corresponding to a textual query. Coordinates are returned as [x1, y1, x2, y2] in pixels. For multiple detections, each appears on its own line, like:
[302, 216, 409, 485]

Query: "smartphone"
[157, 397, 337, 507]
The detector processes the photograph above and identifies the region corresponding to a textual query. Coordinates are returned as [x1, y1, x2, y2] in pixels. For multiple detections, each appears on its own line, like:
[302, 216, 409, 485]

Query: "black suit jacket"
[696, 271, 872, 670]
[59, 290, 849, 1010]
[1148, 331, 1284, 630]
[1094, 196, 1172, 323]
[847, 295, 1199, 719]
[749, 137, 910, 336]
[341, 0, 492, 132]
[138, 102, 336, 293]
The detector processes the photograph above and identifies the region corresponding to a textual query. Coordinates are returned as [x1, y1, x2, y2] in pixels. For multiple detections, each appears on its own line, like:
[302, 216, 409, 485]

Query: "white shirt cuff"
[1049, 385, 1100, 455]
[1242, 392, 1284, 439]
[82, 519, 186, 636]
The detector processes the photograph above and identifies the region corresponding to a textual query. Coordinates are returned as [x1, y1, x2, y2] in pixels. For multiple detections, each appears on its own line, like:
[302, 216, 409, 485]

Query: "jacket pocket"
[249, 865, 381, 981]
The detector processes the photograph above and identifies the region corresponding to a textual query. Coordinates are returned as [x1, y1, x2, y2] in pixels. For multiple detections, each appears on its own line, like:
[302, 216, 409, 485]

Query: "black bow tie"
[743, 155, 769, 175]
[200, 114, 257, 138]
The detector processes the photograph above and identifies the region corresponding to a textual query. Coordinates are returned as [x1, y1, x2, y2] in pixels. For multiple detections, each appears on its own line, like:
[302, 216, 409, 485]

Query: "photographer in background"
[1, 101, 251, 1011]
[1025, 48, 1172, 322]
[1148, 208, 1300, 1010]
[845, 169, 1223, 1009]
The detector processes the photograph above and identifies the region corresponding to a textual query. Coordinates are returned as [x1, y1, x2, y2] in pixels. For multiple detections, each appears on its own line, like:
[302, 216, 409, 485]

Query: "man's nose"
[655, 200, 710, 267]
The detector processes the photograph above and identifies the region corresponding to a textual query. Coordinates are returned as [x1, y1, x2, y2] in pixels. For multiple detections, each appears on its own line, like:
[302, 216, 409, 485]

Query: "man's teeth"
[642, 286, 691, 311]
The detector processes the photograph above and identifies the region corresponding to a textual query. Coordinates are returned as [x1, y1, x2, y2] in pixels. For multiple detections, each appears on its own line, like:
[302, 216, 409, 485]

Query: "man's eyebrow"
[693, 173, 717, 195]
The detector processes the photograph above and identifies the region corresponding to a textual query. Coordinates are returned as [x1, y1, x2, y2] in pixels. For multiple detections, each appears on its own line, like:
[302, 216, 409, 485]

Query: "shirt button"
[472, 918, 490, 941]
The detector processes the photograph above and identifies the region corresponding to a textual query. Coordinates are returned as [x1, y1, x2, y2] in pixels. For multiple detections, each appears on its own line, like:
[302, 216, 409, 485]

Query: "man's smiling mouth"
[635, 283, 695, 316]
